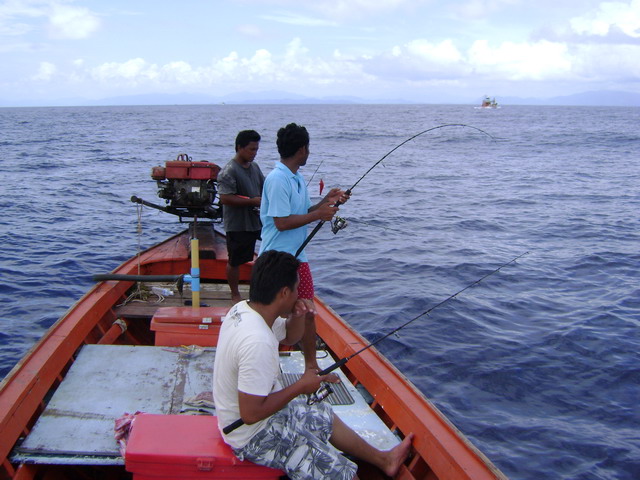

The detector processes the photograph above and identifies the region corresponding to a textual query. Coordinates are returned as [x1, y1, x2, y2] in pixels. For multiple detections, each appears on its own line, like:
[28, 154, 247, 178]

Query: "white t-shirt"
[212, 301, 287, 448]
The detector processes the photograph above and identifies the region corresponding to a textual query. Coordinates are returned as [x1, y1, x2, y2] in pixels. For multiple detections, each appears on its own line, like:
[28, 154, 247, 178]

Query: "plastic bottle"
[151, 286, 174, 297]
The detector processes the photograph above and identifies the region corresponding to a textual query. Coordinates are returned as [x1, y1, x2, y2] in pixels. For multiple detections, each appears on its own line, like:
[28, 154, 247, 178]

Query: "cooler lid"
[152, 306, 228, 325]
[150, 320, 219, 333]
[125, 414, 239, 468]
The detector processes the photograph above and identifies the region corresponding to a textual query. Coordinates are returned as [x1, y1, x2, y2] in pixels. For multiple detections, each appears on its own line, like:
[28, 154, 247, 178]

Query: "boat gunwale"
[314, 298, 506, 480]
[1, 228, 507, 479]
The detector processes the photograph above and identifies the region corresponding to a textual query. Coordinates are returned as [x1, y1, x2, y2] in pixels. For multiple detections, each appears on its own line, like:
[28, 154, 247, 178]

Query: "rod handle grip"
[222, 418, 244, 435]
[318, 357, 348, 375]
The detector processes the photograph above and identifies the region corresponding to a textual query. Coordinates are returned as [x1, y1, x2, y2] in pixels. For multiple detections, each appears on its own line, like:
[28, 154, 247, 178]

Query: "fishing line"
[295, 123, 495, 258]
[222, 251, 527, 434]
[345, 217, 406, 234]
[316, 251, 528, 375]
[306, 159, 325, 187]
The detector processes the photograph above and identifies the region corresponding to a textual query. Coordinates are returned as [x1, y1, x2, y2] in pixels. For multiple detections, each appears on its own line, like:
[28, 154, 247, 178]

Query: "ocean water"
[0, 104, 638, 479]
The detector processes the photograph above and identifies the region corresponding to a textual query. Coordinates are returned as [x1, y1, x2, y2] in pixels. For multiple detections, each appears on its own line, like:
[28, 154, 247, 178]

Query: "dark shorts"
[226, 230, 260, 267]
[234, 398, 357, 480]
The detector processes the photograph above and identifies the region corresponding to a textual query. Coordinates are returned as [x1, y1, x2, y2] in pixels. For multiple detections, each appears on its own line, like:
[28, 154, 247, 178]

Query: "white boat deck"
[12, 344, 399, 466]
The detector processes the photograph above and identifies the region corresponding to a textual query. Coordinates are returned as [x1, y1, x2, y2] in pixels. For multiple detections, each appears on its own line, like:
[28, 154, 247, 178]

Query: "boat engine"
[136, 154, 222, 221]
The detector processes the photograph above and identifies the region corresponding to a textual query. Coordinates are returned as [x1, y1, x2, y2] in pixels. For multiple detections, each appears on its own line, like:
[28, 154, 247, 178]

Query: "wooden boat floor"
[114, 283, 250, 319]
[11, 344, 399, 466]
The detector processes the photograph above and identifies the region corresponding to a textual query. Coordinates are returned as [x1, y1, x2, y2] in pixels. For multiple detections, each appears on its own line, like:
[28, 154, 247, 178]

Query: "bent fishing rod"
[222, 250, 527, 434]
[294, 123, 495, 258]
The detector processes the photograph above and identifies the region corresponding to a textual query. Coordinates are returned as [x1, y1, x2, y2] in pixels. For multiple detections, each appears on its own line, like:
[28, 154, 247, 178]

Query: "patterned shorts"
[297, 262, 314, 300]
[234, 398, 357, 480]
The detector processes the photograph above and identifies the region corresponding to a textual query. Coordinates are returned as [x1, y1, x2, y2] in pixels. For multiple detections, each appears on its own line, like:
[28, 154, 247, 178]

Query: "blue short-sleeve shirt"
[259, 161, 312, 262]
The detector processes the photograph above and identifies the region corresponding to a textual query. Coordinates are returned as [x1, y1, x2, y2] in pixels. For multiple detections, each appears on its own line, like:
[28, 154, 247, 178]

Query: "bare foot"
[383, 433, 414, 477]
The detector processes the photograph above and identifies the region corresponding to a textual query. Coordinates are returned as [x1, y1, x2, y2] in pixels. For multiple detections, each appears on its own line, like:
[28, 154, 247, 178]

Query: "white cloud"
[284, 37, 309, 60]
[32, 60, 56, 80]
[367, 38, 573, 82]
[308, 0, 424, 19]
[243, 49, 276, 78]
[261, 12, 338, 26]
[214, 52, 241, 76]
[468, 39, 572, 80]
[83, 38, 369, 92]
[160, 61, 199, 84]
[455, 0, 519, 20]
[48, 3, 100, 39]
[404, 39, 464, 65]
[570, 0, 640, 38]
[0, 0, 44, 35]
[0, 1, 100, 39]
[6, 0, 639, 104]
[249, 0, 426, 22]
[91, 58, 159, 85]
[571, 43, 640, 80]
[79, 34, 639, 97]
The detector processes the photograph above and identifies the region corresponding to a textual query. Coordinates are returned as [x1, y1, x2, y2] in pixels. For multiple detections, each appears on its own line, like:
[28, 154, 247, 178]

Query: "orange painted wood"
[314, 297, 506, 480]
[97, 320, 127, 345]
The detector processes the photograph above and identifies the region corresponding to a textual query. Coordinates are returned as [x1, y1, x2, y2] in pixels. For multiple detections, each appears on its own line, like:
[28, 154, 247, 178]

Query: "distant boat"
[477, 96, 499, 109]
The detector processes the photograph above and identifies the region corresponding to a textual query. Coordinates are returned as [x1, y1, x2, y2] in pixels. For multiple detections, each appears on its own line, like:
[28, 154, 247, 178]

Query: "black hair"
[249, 250, 300, 304]
[235, 130, 261, 152]
[276, 123, 309, 158]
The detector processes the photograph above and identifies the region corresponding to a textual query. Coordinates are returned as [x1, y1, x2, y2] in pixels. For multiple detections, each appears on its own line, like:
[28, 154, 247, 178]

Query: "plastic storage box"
[150, 306, 228, 347]
[125, 414, 284, 479]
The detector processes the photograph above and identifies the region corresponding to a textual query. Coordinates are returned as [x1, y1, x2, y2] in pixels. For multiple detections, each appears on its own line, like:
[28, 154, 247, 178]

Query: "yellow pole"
[190, 230, 200, 309]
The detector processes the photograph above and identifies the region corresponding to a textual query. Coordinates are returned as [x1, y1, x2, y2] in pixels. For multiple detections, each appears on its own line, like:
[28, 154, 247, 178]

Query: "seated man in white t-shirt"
[212, 250, 413, 480]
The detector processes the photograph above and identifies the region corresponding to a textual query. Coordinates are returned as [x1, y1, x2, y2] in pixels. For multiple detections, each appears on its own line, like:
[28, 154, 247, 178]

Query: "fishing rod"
[316, 251, 527, 375]
[222, 250, 527, 434]
[295, 123, 495, 258]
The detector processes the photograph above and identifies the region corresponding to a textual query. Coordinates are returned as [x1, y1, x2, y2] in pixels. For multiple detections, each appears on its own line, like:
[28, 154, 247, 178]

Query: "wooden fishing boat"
[0, 224, 507, 480]
[0, 155, 507, 479]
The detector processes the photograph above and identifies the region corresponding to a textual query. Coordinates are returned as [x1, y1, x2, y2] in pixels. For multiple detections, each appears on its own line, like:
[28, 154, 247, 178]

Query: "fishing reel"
[331, 216, 348, 234]
[307, 383, 334, 405]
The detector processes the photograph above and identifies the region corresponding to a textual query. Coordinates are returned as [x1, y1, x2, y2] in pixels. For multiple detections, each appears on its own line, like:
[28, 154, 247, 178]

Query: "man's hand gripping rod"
[294, 193, 349, 258]
[222, 251, 528, 434]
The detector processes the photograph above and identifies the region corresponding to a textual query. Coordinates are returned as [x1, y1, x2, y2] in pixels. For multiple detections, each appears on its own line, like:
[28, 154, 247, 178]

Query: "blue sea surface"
[0, 104, 638, 479]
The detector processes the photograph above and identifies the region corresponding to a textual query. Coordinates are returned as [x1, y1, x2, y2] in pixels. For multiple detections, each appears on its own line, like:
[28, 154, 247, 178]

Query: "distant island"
[2, 89, 640, 108]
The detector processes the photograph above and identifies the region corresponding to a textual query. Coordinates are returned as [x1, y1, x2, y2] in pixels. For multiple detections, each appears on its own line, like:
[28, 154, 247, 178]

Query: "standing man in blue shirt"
[260, 123, 348, 369]
[218, 130, 265, 304]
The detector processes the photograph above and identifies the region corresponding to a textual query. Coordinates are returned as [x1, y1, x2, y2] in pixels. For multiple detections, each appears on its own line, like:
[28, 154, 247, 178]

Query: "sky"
[1, 0, 639, 105]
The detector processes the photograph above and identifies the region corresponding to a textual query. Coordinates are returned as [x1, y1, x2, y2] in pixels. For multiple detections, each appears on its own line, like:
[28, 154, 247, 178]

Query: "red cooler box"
[150, 307, 228, 347]
[125, 414, 284, 479]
